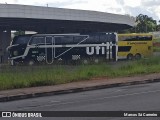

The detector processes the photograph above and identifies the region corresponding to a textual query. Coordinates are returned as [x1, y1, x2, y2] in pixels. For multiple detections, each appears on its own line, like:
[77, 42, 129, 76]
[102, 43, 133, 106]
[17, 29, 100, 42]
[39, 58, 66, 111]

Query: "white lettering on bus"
[86, 43, 106, 55]
[86, 47, 94, 55]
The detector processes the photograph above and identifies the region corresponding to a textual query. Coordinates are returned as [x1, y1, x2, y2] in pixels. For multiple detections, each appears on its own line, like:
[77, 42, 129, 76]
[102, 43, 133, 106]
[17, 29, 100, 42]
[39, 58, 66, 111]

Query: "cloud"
[33, 0, 87, 8]
[123, 0, 142, 7]
[59, 0, 125, 15]
[125, 6, 157, 19]
[142, 0, 160, 7]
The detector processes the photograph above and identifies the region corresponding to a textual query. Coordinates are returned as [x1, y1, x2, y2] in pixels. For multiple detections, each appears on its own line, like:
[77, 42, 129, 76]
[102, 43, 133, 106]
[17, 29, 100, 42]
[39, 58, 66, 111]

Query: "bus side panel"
[25, 47, 46, 63]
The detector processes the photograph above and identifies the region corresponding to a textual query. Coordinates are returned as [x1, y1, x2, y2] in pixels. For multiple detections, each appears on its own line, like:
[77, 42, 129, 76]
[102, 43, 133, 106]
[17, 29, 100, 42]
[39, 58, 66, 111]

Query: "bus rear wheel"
[94, 59, 99, 64]
[127, 54, 133, 60]
[82, 59, 88, 64]
[135, 53, 141, 60]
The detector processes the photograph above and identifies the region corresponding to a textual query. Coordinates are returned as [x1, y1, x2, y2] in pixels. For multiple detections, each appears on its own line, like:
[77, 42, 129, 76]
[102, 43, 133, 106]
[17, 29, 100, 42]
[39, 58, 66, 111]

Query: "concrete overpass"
[0, 4, 135, 63]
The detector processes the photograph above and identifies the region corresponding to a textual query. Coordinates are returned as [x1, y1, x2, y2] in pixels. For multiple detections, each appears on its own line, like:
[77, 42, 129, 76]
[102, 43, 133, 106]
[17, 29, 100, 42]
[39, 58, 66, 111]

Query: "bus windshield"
[12, 35, 31, 45]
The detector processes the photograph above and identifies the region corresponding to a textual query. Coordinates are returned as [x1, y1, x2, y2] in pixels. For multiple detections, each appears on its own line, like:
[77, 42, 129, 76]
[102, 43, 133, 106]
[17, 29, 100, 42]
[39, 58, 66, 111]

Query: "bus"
[7, 33, 118, 65]
[118, 33, 153, 60]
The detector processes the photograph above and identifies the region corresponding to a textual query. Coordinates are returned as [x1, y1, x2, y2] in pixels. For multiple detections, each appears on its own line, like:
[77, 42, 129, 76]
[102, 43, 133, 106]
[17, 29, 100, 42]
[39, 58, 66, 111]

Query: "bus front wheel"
[127, 54, 133, 60]
[28, 60, 35, 66]
[135, 53, 141, 60]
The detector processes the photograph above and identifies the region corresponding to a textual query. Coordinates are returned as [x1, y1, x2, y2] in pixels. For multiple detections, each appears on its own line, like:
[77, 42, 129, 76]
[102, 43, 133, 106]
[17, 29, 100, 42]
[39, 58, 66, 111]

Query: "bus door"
[44, 36, 54, 64]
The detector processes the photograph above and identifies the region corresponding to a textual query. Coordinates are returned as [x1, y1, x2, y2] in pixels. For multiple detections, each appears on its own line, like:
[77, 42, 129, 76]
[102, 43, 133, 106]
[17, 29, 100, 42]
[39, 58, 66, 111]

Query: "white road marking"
[50, 100, 61, 103]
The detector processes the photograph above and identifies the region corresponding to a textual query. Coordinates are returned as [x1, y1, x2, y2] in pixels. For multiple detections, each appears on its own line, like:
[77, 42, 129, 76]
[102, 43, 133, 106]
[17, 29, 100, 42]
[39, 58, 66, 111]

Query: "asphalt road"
[1, 82, 160, 120]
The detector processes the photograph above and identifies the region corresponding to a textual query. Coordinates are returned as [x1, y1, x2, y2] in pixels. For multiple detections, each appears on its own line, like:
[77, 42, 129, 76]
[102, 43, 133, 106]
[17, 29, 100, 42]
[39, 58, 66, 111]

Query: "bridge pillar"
[0, 30, 11, 63]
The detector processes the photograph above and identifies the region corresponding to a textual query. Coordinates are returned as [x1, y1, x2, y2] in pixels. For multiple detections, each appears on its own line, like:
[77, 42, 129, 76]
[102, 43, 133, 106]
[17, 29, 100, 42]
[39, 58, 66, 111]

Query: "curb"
[0, 78, 160, 102]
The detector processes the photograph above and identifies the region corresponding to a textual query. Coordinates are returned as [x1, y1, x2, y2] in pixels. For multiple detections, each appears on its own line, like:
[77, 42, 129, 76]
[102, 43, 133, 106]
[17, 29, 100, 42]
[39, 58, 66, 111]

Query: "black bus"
[7, 33, 118, 65]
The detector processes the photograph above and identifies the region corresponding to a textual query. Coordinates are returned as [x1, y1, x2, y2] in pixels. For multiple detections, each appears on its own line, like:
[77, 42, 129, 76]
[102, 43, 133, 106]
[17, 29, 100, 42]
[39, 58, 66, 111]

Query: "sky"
[0, 0, 160, 22]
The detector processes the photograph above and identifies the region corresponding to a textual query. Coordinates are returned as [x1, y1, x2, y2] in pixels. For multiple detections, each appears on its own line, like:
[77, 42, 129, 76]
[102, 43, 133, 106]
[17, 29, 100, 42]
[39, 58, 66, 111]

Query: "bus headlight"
[13, 51, 18, 56]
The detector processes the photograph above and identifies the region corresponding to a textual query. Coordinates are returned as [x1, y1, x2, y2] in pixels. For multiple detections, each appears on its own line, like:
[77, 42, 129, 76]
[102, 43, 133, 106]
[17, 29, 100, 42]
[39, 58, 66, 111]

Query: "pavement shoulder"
[0, 73, 160, 102]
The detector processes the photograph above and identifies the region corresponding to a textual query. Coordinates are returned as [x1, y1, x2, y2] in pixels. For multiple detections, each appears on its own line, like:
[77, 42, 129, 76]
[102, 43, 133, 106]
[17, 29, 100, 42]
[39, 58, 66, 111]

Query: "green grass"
[153, 38, 160, 42]
[153, 38, 160, 52]
[153, 46, 160, 52]
[1, 56, 160, 90]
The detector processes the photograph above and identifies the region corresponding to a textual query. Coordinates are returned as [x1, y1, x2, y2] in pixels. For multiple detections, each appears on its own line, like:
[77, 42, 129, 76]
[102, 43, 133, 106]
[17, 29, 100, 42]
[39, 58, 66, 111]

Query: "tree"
[120, 14, 158, 33]
[156, 20, 160, 31]
[135, 14, 157, 33]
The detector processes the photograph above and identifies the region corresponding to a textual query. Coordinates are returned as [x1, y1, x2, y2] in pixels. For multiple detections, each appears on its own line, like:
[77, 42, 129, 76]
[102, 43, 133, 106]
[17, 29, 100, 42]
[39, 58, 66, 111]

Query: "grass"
[153, 38, 160, 52]
[153, 46, 160, 52]
[1, 56, 160, 90]
[153, 38, 160, 42]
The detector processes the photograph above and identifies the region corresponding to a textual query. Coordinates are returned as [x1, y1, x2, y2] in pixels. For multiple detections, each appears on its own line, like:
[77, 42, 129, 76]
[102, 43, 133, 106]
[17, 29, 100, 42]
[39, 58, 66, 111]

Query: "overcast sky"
[1, 0, 160, 22]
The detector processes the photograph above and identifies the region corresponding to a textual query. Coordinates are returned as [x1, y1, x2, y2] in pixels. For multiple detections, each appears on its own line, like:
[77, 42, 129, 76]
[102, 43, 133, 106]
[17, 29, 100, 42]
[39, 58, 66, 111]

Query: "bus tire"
[94, 59, 99, 63]
[28, 60, 35, 66]
[83, 59, 88, 64]
[135, 53, 141, 60]
[127, 54, 133, 60]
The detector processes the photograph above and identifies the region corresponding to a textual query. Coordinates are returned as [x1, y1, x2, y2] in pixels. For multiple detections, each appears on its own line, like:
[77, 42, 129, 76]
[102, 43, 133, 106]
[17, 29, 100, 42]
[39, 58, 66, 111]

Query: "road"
[1, 82, 160, 120]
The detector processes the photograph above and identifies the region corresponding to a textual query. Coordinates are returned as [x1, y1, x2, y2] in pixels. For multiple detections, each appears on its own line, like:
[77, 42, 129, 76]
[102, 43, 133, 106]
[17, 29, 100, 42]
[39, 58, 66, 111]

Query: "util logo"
[86, 43, 108, 55]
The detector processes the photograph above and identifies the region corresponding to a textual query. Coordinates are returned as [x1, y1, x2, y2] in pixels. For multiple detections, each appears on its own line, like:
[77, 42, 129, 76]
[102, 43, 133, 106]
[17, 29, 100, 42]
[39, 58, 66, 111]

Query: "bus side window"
[121, 36, 128, 41]
[118, 46, 131, 52]
[88, 35, 99, 44]
[74, 36, 87, 44]
[110, 34, 117, 43]
[95, 35, 100, 43]
[122, 36, 138, 41]
[129, 36, 139, 41]
[30, 36, 45, 45]
[55, 37, 62, 45]
[62, 36, 74, 44]
[149, 36, 152, 41]
[141, 36, 152, 41]
[100, 35, 107, 43]
[118, 36, 122, 41]
[45, 37, 53, 44]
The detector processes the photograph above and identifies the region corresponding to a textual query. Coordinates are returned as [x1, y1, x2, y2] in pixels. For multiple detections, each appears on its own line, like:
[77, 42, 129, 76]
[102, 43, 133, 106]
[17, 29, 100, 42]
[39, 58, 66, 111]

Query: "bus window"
[45, 37, 53, 44]
[120, 36, 137, 41]
[12, 36, 31, 45]
[118, 46, 131, 52]
[109, 34, 116, 41]
[62, 36, 74, 44]
[119, 36, 125, 41]
[94, 35, 100, 43]
[87, 35, 99, 44]
[120, 35, 152, 41]
[29, 36, 45, 45]
[100, 35, 107, 43]
[138, 36, 152, 41]
[73, 36, 87, 44]
[55, 37, 62, 45]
